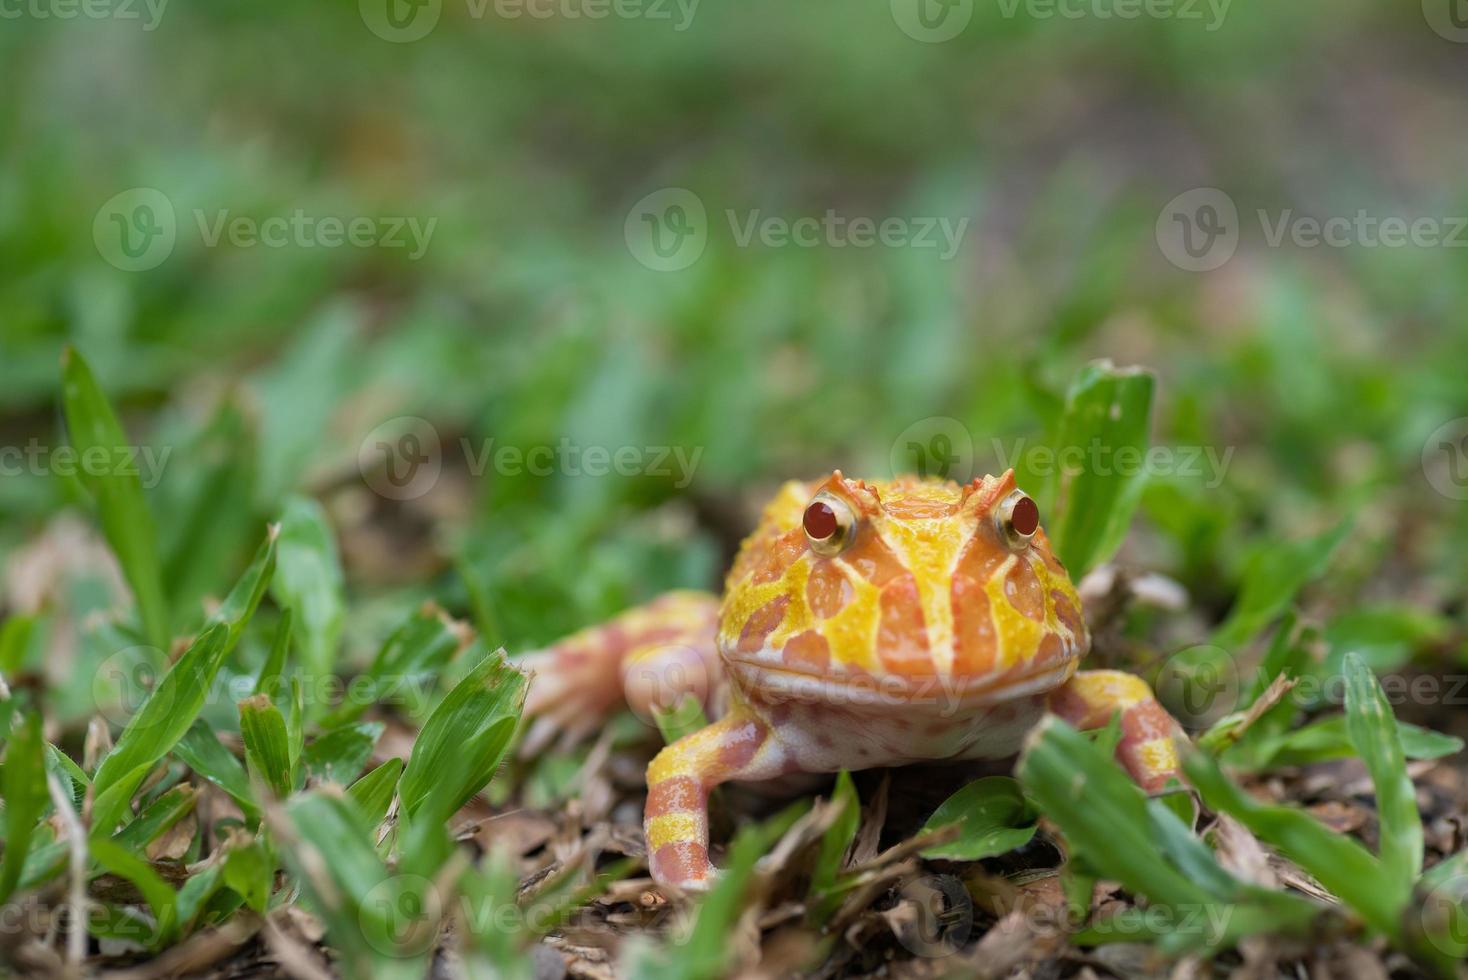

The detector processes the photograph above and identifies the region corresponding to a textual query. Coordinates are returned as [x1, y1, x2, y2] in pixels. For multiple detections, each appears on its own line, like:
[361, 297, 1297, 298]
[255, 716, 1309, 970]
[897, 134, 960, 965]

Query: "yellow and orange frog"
[522, 471, 1183, 890]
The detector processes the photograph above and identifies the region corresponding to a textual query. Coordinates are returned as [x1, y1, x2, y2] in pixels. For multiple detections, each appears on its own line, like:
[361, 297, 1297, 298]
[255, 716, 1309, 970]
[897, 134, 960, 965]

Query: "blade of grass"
[90, 623, 232, 835]
[60, 347, 169, 649]
[1045, 361, 1154, 577]
[304, 722, 383, 785]
[1019, 717, 1215, 910]
[1183, 747, 1402, 940]
[809, 770, 859, 925]
[399, 647, 526, 825]
[239, 694, 295, 799]
[175, 720, 259, 823]
[0, 711, 47, 902]
[253, 609, 292, 699]
[270, 496, 345, 703]
[1343, 652, 1423, 888]
[347, 758, 403, 829]
[89, 837, 179, 948]
[1212, 520, 1351, 649]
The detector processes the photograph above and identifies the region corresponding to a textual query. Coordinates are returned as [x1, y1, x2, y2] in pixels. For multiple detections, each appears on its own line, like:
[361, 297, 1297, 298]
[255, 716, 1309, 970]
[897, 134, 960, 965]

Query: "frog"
[520, 470, 1185, 890]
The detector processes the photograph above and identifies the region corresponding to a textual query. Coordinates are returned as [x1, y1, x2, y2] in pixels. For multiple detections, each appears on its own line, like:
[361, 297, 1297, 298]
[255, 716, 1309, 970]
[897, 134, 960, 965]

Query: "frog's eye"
[803, 492, 855, 557]
[996, 490, 1040, 549]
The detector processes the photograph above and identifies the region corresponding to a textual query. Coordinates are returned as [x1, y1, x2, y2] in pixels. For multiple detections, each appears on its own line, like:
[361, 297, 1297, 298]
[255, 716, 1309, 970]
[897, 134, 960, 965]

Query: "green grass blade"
[0, 614, 38, 676]
[90, 623, 232, 835]
[89, 838, 179, 948]
[113, 784, 197, 851]
[347, 757, 403, 829]
[0, 711, 47, 902]
[320, 604, 469, 728]
[399, 647, 526, 824]
[60, 347, 169, 649]
[1343, 652, 1423, 888]
[1183, 747, 1401, 940]
[1018, 717, 1214, 910]
[809, 770, 859, 925]
[304, 722, 383, 785]
[175, 720, 259, 822]
[1046, 361, 1154, 577]
[239, 694, 295, 798]
[1212, 520, 1350, 649]
[270, 496, 345, 699]
[205, 525, 277, 649]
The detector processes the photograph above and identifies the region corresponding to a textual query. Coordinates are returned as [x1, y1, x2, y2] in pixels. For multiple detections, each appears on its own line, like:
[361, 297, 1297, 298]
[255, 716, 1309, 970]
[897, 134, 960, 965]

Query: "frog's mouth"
[721, 653, 1077, 713]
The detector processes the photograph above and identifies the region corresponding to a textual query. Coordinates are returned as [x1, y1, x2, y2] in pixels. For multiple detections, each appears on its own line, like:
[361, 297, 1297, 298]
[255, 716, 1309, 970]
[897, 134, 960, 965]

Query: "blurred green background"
[2, 0, 1467, 704]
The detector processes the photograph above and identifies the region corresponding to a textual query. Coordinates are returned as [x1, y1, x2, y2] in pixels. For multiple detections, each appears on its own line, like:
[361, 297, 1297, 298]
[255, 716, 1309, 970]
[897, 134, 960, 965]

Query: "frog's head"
[718, 471, 1086, 694]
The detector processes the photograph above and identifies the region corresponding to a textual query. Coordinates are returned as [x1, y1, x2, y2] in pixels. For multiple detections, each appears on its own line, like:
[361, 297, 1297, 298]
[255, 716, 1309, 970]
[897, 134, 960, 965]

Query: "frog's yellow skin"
[522, 471, 1184, 890]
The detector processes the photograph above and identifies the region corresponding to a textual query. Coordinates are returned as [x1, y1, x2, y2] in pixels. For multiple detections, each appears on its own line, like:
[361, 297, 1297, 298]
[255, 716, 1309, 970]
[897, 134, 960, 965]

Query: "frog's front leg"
[1047, 670, 1186, 792]
[644, 703, 791, 890]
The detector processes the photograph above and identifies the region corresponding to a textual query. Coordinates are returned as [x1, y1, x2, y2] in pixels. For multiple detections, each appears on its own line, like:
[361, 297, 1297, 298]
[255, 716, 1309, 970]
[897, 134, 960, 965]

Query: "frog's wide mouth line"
[721, 653, 1077, 710]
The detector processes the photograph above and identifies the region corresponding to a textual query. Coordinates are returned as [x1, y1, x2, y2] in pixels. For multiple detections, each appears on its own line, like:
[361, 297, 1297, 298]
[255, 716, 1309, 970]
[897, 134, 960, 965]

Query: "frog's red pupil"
[804, 501, 838, 540]
[1011, 496, 1040, 536]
